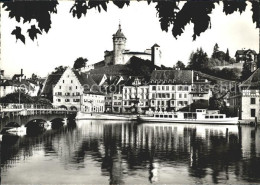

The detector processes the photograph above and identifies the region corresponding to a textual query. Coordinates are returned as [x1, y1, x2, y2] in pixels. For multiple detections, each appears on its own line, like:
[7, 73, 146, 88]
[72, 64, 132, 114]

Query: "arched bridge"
[0, 110, 77, 132]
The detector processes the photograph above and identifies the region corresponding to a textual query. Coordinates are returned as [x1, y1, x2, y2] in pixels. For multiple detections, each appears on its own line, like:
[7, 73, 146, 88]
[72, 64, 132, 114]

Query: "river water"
[1, 119, 260, 184]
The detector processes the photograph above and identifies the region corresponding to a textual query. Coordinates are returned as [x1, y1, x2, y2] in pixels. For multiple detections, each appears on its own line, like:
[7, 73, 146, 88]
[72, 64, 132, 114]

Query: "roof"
[113, 24, 126, 38]
[90, 74, 105, 85]
[240, 68, 260, 89]
[152, 43, 160, 47]
[235, 49, 257, 56]
[41, 74, 62, 94]
[150, 70, 193, 84]
[123, 51, 151, 55]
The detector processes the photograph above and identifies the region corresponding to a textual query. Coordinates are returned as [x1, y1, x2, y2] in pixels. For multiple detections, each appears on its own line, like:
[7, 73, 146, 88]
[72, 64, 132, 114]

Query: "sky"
[0, 1, 259, 78]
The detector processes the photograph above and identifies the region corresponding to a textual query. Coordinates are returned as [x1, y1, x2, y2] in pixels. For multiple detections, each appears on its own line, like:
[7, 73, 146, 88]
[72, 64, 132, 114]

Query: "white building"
[81, 92, 105, 113]
[52, 67, 104, 111]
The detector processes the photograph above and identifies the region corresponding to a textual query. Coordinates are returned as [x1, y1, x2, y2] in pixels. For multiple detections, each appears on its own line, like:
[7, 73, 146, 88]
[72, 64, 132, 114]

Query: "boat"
[137, 109, 239, 124]
[75, 111, 137, 121]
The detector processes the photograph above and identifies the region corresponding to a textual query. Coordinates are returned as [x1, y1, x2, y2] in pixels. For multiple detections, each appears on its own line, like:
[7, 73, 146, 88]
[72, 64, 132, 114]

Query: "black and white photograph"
[0, 0, 259, 184]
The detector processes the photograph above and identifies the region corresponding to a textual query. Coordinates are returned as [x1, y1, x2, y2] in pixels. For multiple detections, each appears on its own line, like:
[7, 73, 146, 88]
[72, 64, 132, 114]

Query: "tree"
[241, 62, 253, 81]
[51, 66, 67, 75]
[211, 43, 219, 59]
[2, 1, 259, 43]
[188, 48, 209, 71]
[175, 61, 185, 70]
[225, 48, 230, 62]
[73, 57, 88, 70]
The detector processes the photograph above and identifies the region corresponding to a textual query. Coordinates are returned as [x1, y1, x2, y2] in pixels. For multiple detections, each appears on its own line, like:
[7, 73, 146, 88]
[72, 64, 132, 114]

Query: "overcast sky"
[1, 1, 259, 78]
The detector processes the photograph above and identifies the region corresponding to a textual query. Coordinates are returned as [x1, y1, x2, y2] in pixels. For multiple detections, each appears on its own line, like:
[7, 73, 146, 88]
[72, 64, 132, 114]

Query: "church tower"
[113, 23, 127, 65]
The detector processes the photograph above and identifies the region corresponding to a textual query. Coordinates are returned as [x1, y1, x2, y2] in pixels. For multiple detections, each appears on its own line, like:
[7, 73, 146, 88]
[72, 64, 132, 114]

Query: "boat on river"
[138, 109, 239, 124]
[75, 111, 137, 121]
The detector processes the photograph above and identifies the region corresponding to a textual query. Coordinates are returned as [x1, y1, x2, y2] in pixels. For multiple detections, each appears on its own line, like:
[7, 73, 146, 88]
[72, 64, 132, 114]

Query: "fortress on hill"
[91, 23, 162, 69]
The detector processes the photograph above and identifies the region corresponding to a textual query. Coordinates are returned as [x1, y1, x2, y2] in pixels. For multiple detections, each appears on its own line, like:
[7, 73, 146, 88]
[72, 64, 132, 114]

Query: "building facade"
[52, 67, 83, 110]
[229, 68, 260, 122]
[81, 92, 105, 113]
[122, 77, 149, 113]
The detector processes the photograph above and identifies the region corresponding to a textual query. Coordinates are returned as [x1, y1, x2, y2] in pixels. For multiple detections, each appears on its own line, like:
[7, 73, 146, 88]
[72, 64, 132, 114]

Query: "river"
[1, 118, 260, 184]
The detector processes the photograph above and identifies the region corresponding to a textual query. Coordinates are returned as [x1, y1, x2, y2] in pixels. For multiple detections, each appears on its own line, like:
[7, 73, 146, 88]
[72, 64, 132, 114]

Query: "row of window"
[151, 93, 188, 99]
[151, 85, 189, 91]
[55, 92, 80, 96]
[154, 114, 178, 118]
[59, 85, 78, 90]
[124, 88, 148, 94]
[56, 99, 80, 102]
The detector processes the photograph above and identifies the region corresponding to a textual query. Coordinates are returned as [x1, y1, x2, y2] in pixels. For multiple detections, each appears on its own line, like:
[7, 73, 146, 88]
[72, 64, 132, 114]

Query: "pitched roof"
[150, 70, 193, 84]
[235, 49, 257, 56]
[41, 74, 62, 94]
[240, 68, 260, 89]
[152, 43, 160, 47]
[113, 24, 126, 38]
[90, 74, 105, 85]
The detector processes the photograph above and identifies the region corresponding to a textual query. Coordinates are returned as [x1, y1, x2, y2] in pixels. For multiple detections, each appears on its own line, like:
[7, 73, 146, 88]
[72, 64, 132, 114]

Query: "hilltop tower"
[151, 44, 161, 67]
[113, 23, 127, 65]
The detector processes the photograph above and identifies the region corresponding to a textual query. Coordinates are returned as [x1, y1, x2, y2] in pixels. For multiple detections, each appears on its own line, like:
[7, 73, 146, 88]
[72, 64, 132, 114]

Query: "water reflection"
[1, 120, 260, 184]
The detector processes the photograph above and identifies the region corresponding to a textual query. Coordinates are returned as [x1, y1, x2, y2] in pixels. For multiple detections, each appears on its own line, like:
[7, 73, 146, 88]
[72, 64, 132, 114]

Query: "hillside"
[90, 56, 157, 77]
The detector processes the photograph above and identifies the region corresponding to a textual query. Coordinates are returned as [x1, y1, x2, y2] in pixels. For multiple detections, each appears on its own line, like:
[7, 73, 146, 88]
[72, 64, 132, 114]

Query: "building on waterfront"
[94, 23, 161, 67]
[229, 68, 260, 122]
[148, 70, 194, 111]
[122, 77, 149, 113]
[81, 92, 105, 113]
[190, 73, 212, 103]
[52, 67, 104, 111]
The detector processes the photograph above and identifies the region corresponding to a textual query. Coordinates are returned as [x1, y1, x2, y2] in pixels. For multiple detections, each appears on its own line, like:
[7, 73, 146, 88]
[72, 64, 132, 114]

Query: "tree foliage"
[73, 57, 88, 69]
[51, 66, 67, 75]
[188, 48, 209, 70]
[175, 61, 186, 69]
[3, 1, 259, 43]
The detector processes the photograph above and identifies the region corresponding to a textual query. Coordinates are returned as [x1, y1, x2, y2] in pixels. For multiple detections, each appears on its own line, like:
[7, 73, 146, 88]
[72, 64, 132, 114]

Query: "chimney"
[21, 69, 23, 75]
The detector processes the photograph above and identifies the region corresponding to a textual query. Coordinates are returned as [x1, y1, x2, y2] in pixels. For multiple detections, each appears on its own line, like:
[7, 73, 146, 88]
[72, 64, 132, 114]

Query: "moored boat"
[75, 111, 137, 121]
[138, 109, 239, 124]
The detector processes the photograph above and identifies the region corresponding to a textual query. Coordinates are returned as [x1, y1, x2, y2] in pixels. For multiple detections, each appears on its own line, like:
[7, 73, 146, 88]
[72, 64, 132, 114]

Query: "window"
[59, 86, 61, 89]
[184, 86, 189, 91]
[65, 99, 70, 102]
[205, 115, 209, 119]
[184, 94, 187, 98]
[57, 99, 61, 102]
[166, 86, 169, 91]
[169, 115, 172, 118]
[178, 86, 183, 91]
[172, 86, 175, 91]
[251, 98, 256, 104]
[69, 86, 72, 90]
[179, 94, 182, 98]
[158, 86, 161, 91]
[160, 115, 163, 118]
[219, 115, 223, 118]
[71, 80, 73, 83]
[155, 115, 159, 118]
[114, 96, 117, 100]
[151, 100, 155, 105]
[76, 86, 77, 89]
[251, 109, 256, 117]
[63, 80, 64, 83]
[162, 86, 165, 90]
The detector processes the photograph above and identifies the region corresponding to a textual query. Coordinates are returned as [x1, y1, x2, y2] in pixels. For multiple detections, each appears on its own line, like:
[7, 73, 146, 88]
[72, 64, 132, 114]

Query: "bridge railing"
[0, 103, 53, 110]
